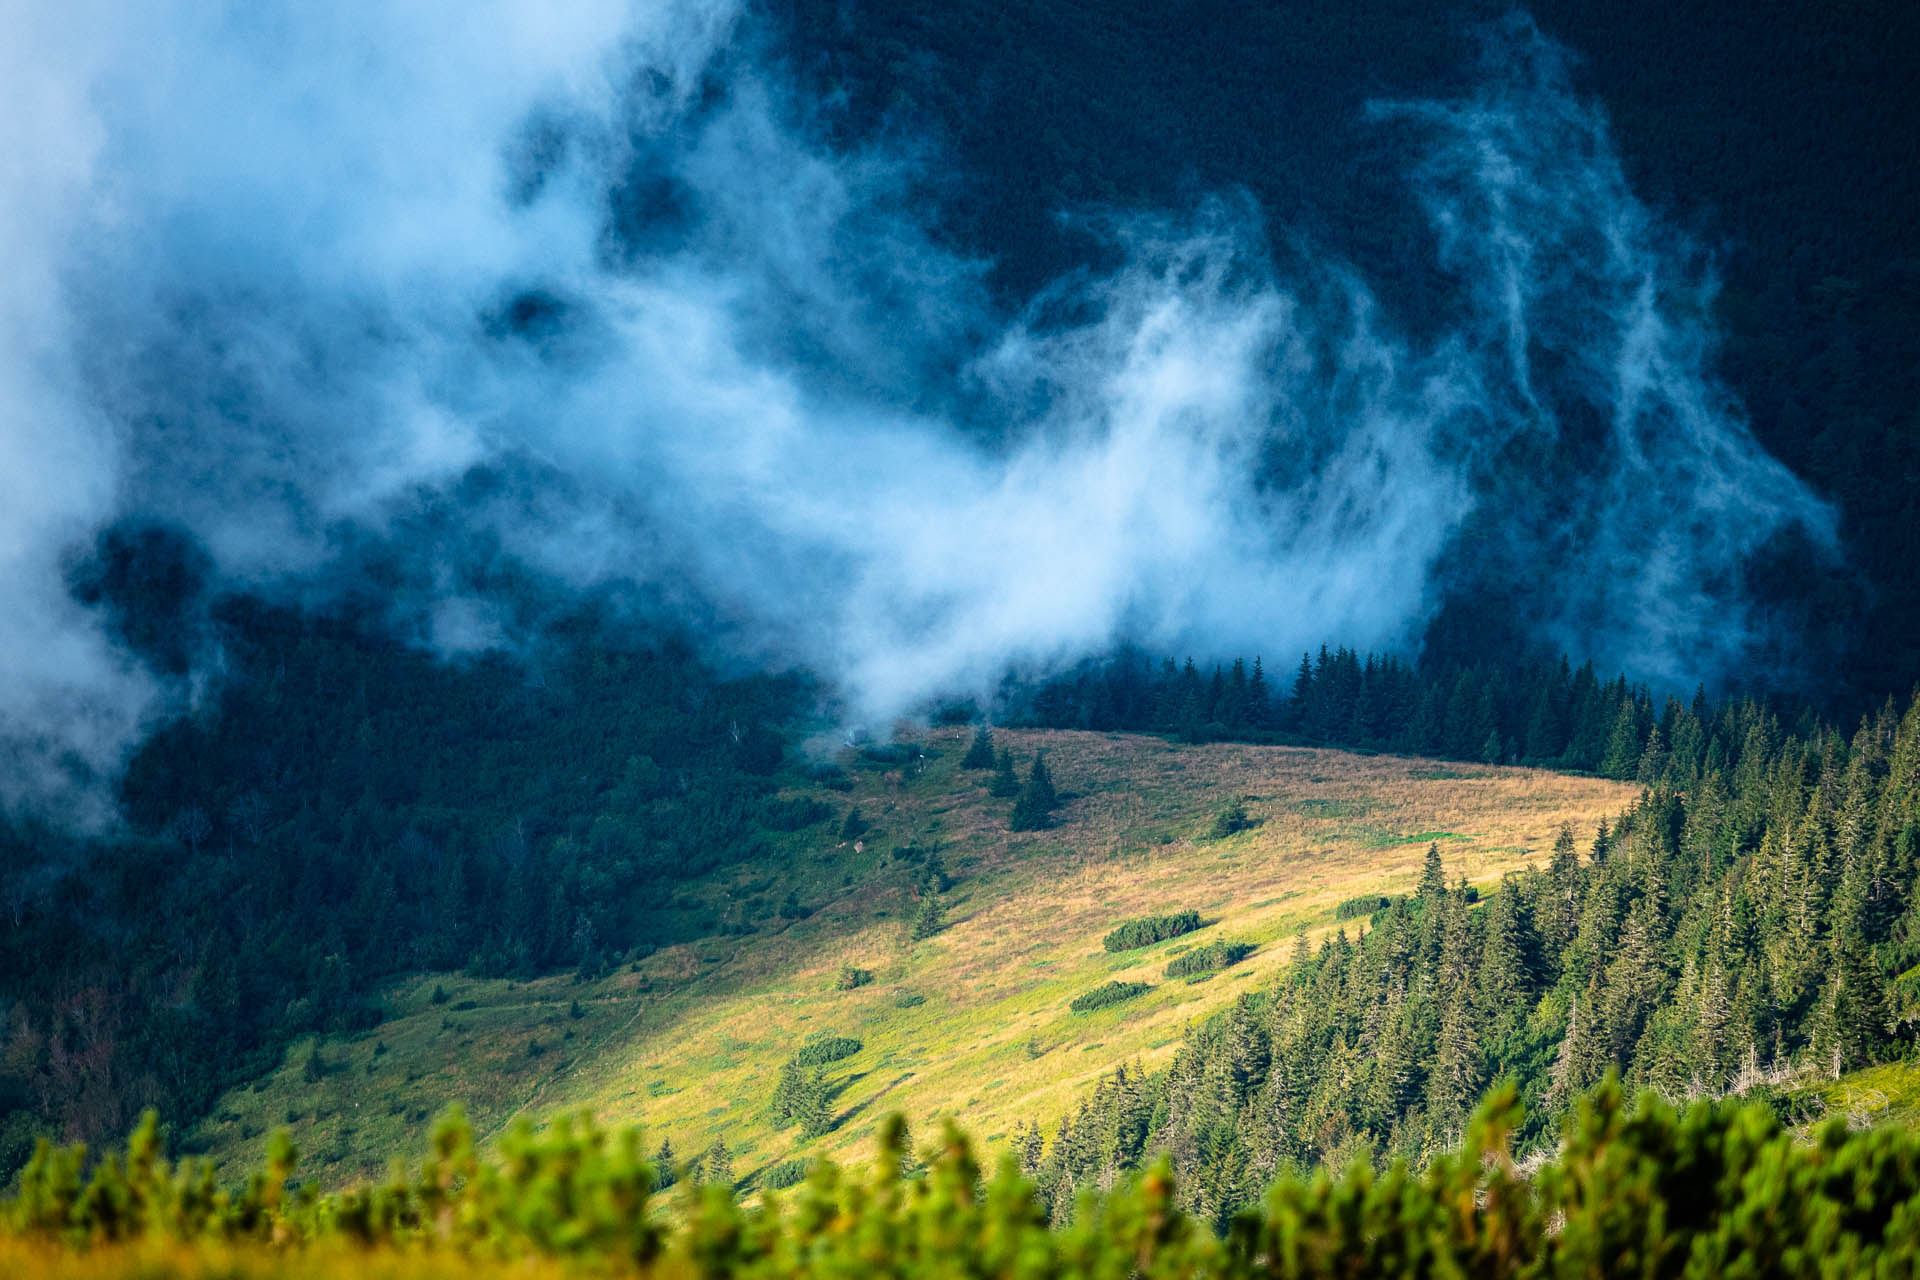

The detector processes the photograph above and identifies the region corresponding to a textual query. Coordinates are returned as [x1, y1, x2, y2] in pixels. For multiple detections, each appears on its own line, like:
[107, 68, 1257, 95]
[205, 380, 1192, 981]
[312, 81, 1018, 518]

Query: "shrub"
[1207, 801, 1253, 839]
[761, 797, 833, 832]
[429, 984, 450, 1005]
[20, 1085, 1920, 1275]
[793, 1037, 863, 1067]
[1103, 909, 1202, 952]
[1070, 981, 1152, 1013]
[1164, 941, 1255, 978]
[834, 964, 873, 991]
[762, 1157, 813, 1190]
[808, 764, 854, 791]
[1334, 893, 1393, 921]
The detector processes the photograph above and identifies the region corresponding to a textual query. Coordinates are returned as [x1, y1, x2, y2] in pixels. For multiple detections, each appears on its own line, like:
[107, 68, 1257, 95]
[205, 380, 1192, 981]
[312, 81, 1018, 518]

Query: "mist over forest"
[5, 0, 1912, 817]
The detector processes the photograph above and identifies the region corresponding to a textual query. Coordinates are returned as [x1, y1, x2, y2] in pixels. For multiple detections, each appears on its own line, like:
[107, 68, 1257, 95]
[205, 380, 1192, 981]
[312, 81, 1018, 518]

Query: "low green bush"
[1070, 981, 1152, 1013]
[1102, 909, 1201, 952]
[760, 797, 834, 832]
[1163, 942, 1255, 978]
[762, 1157, 813, 1190]
[793, 1037, 863, 1067]
[1206, 802, 1253, 839]
[13, 1084, 1920, 1277]
[1334, 894, 1392, 920]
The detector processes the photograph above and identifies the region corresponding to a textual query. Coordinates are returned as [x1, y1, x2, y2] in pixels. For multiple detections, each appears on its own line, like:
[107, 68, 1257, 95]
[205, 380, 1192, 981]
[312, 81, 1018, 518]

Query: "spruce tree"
[1600, 700, 1644, 779]
[1523, 687, 1560, 762]
[1636, 725, 1669, 786]
[911, 890, 946, 940]
[1416, 843, 1448, 903]
[1029, 751, 1056, 808]
[702, 1139, 732, 1187]
[962, 724, 995, 769]
[1288, 652, 1314, 731]
[797, 1068, 834, 1138]
[1017, 1120, 1045, 1176]
[769, 1059, 807, 1127]
[1010, 753, 1057, 831]
[988, 748, 1020, 797]
[1248, 656, 1271, 727]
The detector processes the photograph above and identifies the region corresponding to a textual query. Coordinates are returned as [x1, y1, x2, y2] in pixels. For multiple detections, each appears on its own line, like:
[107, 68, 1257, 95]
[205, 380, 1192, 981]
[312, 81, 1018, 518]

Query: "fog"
[0, 2, 1833, 815]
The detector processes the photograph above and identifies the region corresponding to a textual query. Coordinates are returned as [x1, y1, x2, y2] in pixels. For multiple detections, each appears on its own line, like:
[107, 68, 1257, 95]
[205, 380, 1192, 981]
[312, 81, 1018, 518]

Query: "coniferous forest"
[1008, 657, 1920, 1224]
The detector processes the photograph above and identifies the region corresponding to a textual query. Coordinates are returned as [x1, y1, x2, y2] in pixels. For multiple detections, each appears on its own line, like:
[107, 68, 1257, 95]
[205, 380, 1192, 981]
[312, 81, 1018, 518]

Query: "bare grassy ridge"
[191, 730, 1634, 1190]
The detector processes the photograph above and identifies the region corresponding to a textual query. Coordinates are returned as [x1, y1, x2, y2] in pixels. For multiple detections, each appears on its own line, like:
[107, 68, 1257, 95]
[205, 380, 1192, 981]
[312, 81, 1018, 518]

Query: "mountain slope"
[186, 729, 1633, 1188]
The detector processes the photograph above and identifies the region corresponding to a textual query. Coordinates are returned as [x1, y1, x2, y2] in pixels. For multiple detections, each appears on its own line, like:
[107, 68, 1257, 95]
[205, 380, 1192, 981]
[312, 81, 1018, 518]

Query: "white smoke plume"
[0, 2, 1832, 814]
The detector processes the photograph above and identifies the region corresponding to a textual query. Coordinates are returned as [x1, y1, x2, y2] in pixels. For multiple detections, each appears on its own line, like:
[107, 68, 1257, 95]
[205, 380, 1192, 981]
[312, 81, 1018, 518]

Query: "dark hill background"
[770, 0, 1920, 699]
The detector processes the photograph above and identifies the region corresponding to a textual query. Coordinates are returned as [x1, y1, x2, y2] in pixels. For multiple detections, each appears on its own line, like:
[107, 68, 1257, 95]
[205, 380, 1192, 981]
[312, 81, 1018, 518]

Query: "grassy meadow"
[187, 729, 1636, 1190]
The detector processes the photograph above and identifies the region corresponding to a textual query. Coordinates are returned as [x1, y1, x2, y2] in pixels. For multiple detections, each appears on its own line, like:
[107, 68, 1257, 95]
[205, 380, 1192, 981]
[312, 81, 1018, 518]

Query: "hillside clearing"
[190, 730, 1634, 1188]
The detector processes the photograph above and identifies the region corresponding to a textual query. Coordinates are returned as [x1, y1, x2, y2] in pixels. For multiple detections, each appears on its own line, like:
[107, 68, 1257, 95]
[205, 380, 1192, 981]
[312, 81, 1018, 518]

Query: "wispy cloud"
[0, 4, 1832, 815]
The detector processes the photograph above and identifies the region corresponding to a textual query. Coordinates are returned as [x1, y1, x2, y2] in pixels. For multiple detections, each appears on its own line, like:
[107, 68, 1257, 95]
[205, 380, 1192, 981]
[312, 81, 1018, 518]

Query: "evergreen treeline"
[18, 1088, 1920, 1276]
[1015, 691, 1920, 1227]
[1021, 645, 1818, 780]
[0, 599, 803, 1178]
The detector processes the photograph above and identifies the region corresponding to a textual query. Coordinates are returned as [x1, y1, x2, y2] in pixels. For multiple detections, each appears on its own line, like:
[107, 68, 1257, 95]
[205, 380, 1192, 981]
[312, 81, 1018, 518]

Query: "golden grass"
[190, 730, 1633, 1191]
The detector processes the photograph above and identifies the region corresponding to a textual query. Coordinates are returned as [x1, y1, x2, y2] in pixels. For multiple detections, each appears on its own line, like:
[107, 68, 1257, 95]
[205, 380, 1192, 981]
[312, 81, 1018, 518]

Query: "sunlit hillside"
[190, 729, 1635, 1189]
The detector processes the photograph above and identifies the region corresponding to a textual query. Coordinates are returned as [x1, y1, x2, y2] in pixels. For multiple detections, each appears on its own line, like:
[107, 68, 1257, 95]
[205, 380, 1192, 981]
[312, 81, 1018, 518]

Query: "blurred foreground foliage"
[12, 1080, 1920, 1277]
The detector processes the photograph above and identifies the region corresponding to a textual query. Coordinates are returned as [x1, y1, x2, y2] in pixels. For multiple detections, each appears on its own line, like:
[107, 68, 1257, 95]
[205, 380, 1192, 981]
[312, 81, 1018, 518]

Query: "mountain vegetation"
[0, 600, 803, 1177]
[5, 5, 1920, 1275]
[171, 723, 1630, 1189]
[16, 1085, 1920, 1277]
[1012, 691, 1920, 1226]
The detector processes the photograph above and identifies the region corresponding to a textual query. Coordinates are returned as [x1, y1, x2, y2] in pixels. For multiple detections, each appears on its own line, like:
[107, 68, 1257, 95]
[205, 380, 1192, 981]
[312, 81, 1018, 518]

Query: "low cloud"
[0, 4, 1833, 815]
